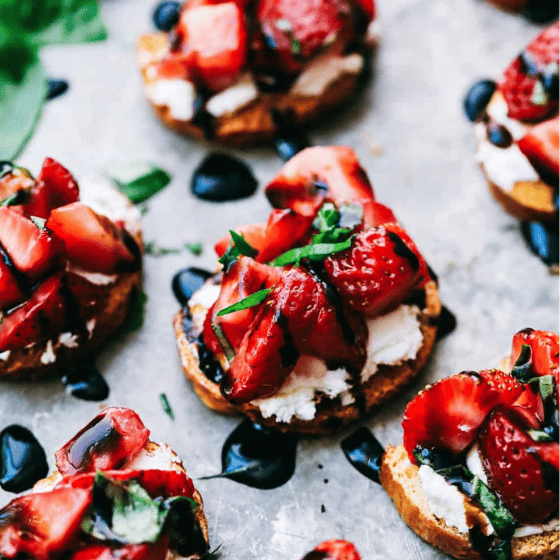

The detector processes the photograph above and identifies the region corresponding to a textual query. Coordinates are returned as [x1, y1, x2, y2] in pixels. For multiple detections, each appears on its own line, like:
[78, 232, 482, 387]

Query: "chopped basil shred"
[527, 429, 553, 442]
[186, 242, 203, 256]
[211, 323, 235, 363]
[107, 162, 172, 204]
[0, 190, 28, 207]
[273, 238, 353, 266]
[219, 230, 258, 270]
[217, 289, 271, 316]
[144, 241, 181, 256]
[30, 216, 46, 229]
[159, 393, 175, 420]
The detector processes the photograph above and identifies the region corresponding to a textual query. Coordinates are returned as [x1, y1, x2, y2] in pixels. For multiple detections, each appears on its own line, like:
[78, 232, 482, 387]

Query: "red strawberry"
[518, 116, 559, 178]
[272, 267, 366, 369]
[0, 208, 62, 282]
[0, 256, 25, 310]
[69, 542, 169, 560]
[500, 23, 559, 122]
[361, 200, 397, 228]
[46, 202, 136, 274]
[352, 0, 375, 20]
[203, 256, 282, 354]
[0, 275, 67, 352]
[478, 406, 559, 524]
[265, 147, 375, 218]
[222, 297, 297, 403]
[303, 540, 361, 560]
[0, 487, 91, 559]
[0, 168, 34, 202]
[510, 328, 559, 382]
[178, 2, 247, 91]
[214, 209, 313, 263]
[55, 407, 150, 475]
[402, 371, 524, 462]
[256, 0, 349, 74]
[324, 224, 428, 317]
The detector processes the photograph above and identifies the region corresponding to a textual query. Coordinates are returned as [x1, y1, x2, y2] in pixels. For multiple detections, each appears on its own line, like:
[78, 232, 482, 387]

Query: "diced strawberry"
[402, 371, 524, 462]
[22, 158, 80, 219]
[0, 208, 62, 282]
[257, 0, 349, 74]
[46, 202, 136, 274]
[222, 297, 297, 403]
[478, 406, 559, 524]
[272, 267, 366, 368]
[518, 116, 559, 178]
[0, 275, 67, 352]
[55, 407, 150, 475]
[303, 540, 361, 560]
[266, 147, 375, 218]
[500, 23, 559, 122]
[203, 256, 282, 354]
[324, 224, 427, 317]
[66, 271, 110, 322]
[0, 255, 25, 310]
[178, 2, 247, 91]
[510, 328, 559, 384]
[214, 209, 313, 263]
[0, 487, 91, 559]
[185, 0, 251, 9]
[361, 200, 397, 228]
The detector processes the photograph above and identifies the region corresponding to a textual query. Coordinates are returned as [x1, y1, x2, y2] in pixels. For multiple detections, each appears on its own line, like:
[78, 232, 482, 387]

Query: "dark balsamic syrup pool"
[520, 219, 559, 267]
[62, 361, 109, 402]
[436, 305, 457, 340]
[211, 419, 298, 489]
[172, 267, 212, 306]
[0, 425, 48, 493]
[191, 153, 258, 202]
[340, 427, 384, 484]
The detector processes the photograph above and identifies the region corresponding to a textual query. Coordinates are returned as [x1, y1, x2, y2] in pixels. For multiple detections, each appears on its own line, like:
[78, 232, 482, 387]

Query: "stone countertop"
[0, 0, 557, 559]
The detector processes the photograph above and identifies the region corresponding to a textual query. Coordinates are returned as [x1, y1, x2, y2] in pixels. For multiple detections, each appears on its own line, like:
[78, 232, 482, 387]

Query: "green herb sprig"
[219, 230, 258, 270]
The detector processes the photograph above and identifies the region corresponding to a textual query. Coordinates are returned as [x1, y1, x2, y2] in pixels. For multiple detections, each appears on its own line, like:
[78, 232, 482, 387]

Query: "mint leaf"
[107, 162, 172, 204]
[217, 288, 271, 316]
[218, 231, 258, 270]
[273, 238, 353, 266]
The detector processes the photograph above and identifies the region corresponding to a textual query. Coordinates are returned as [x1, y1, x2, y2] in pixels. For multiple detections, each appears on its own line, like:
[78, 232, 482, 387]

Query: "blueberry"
[46, 79, 69, 101]
[172, 267, 212, 305]
[153, 1, 181, 32]
[463, 79, 496, 122]
[523, 0, 559, 23]
[487, 122, 513, 148]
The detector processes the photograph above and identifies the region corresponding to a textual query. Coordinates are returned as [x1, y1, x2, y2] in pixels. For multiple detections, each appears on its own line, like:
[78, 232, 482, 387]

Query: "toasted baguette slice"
[33, 440, 209, 560]
[0, 180, 142, 379]
[380, 444, 559, 560]
[174, 279, 440, 434]
[137, 32, 376, 147]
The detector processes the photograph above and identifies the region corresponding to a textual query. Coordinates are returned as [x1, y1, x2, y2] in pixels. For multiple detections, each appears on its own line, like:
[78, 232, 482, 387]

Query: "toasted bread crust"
[174, 280, 440, 434]
[0, 270, 141, 379]
[380, 444, 559, 560]
[137, 33, 374, 147]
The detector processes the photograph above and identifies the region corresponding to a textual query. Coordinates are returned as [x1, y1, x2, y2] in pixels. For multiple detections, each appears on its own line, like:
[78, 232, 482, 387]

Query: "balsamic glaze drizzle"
[340, 427, 384, 484]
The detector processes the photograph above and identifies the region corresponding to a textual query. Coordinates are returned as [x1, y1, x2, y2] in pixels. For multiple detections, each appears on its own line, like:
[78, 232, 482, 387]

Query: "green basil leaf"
[159, 393, 175, 420]
[144, 241, 180, 256]
[107, 162, 172, 204]
[527, 429, 553, 442]
[537, 374, 555, 402]
[0, 189, 28, 207]
[218, 230, 258, 270]
[217, 288, 271, 317]
[211, 323, 235, 363]
[471, 476, 516, 539]
[312, 227, 351, 245]
[0, 58, 45, 160]
[30, 216, 46, 229]
[313, 202, 340, 232]
[186, 242, 203, 256]
[0, 24, 38, 83]
[273, 238, 353, 266]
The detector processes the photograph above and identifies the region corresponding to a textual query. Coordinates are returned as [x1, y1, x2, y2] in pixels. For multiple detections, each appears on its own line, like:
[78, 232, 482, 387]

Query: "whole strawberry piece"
[510, 328, 559, 380]
[478, 406, 559, 524]
[302, 540, 361, 560]
[324, 224, 428, 317]
[501, 22, 559, 122]
[402, 371, 524, 462]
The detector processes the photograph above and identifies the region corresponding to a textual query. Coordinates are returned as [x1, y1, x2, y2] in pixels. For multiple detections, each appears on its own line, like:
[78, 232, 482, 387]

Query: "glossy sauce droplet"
[271, 109, 311, 161]
[520, 220, 559, 267]
[62, 362, 109, 402]
[341, 427, 384, 483]
[487, 122, 513, 148]
[46, 79, 69, 101]
[197, 335, 225, 384]
[153, 1, 181, 31]
[191, 154, 258, 202]
[0, 425, 48, 493]
[217, 419, 298, 489]
[172, 267, 212, 305]
[436, 305, 457, 340]
[464, 80, 496, 122]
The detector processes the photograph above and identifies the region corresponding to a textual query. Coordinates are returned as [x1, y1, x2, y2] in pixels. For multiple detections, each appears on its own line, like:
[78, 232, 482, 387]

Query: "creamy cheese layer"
[146, 79, 197, 122]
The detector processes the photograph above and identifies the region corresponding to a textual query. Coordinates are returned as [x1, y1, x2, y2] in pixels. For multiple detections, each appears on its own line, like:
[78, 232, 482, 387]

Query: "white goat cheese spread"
[419, 448, 559, 538]
[291, 53, 364, 97]
[206, 73, 259, 117]
[0, 350, 10, 361]
[189, 282, 423, 422]
[58, 332, 80, 348]
[40, 340, 57, 365]
[146, 78, 197, 122]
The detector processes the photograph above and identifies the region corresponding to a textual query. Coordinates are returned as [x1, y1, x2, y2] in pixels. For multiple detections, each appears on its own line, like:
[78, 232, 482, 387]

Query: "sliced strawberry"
[402, 371, 523, 462]
[0, 275, 66, 352]
[222, 298, 297, 403]
[518, 116, 559, 178]
[0, 255, 25, 310]
[510, 328, 559, 382]
[361, 200, 397, 228]
[203, 256, 282, 354]
[22, 158, 80, 219]
[0, 487, 91, 559]
[478, 406, 559, 524]
[500, 23, 559, 122]
[265, 147, 375, 218]
[46, 202, 136, 274]
[214, 209, 313, 263]
[178, 2, 247, 91]
[324, 224, 428, 317]
[55, 407, 150, 475]
[0, 208, 62, 282]
[303, 540, 361, 560]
